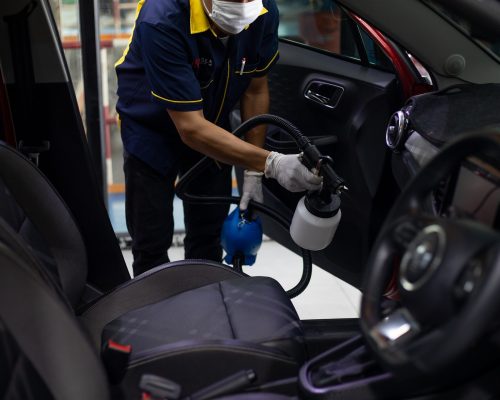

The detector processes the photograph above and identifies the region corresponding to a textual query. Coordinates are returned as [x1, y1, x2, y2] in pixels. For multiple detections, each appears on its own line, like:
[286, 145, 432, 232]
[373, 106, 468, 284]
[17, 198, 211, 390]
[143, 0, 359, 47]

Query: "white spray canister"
[290, 192, 341, 251]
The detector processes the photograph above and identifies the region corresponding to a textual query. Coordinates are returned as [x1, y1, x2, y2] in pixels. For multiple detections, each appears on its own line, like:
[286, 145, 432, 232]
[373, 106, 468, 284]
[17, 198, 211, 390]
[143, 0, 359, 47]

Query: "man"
[116, 0, 322, 276]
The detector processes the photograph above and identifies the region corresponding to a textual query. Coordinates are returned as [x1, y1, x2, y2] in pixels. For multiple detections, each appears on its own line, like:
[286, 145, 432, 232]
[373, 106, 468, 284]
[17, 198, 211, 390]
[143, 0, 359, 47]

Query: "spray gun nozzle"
[315, 155, 346, 194]
[336, 185, 349, 195]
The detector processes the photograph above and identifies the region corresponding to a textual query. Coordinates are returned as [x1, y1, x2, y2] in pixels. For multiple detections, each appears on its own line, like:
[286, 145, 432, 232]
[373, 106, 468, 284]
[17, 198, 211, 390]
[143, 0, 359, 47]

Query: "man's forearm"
[168, 109, 270, 172]
[167, 76, 272, 172]
[240, 76, 270, 149]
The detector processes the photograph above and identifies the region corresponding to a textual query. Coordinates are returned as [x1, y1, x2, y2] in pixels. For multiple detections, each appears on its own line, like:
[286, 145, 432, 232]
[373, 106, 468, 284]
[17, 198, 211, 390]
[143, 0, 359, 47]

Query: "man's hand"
[239, 170, 264, 211]
[264, 152, 322, 192]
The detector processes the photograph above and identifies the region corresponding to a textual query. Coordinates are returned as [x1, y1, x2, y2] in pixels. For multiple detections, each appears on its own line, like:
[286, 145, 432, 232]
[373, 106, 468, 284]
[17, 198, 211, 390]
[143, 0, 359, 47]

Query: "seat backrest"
[0, 227, 109, 400]
[0, 142, 87, 308]
[0, 318, 55, 400]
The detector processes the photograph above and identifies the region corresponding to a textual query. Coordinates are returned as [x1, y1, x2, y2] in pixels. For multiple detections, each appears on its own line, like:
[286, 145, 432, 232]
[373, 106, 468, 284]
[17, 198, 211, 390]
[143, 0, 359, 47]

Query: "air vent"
[385, 110, 409, 150]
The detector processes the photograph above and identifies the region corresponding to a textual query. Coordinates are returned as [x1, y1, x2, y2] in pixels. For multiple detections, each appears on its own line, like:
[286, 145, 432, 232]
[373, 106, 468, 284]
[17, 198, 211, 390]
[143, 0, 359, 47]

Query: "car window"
[276, 0, 392, 70]
[358, 26, 394, 71]
[47, 0, 131, 233]
[277, 0, 358, 59]
[48, 0, 85, 120]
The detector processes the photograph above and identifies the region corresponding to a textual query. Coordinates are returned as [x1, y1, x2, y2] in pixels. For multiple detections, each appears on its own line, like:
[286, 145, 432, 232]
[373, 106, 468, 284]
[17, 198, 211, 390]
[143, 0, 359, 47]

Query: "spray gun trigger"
[315, 156, 334, 173]
[312, 156, 334, 180]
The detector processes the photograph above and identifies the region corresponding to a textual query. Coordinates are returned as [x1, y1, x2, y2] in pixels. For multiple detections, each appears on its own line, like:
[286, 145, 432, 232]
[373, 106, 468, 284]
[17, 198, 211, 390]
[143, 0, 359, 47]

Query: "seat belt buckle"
[101, 339, 132, 384]
[18, 140, 50, 167]
[140, 374, 182, 400]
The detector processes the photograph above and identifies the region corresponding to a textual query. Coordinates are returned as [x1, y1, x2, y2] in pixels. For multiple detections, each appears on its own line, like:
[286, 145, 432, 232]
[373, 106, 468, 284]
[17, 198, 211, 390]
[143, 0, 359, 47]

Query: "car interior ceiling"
[432, 0, 500, 40]
[1, 0, 500, 400]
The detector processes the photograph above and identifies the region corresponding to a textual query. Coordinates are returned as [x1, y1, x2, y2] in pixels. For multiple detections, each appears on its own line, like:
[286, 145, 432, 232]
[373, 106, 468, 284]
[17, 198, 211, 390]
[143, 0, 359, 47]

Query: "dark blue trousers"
[124, 150, 231, 276]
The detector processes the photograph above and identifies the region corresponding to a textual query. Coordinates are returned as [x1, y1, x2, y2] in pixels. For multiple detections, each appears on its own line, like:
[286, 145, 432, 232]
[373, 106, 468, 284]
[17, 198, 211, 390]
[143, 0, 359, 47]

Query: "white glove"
[264, 152, 322, 192]
[239, 170, 264, 211]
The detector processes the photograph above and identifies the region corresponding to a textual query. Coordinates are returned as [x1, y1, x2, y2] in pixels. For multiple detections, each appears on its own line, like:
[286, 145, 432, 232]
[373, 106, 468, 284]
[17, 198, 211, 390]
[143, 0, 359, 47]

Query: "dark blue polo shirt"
[115, 0, 280, 174]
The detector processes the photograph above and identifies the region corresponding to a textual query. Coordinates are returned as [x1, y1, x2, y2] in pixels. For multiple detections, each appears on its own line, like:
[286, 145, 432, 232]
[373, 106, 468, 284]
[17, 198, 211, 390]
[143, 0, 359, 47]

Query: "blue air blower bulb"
[221, 207, 263, 266]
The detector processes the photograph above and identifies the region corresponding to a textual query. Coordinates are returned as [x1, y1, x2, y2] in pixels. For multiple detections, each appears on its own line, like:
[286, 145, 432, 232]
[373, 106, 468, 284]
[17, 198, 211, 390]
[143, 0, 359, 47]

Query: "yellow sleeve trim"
[256, 50, 279, 73]
[151, 91, 203, 104]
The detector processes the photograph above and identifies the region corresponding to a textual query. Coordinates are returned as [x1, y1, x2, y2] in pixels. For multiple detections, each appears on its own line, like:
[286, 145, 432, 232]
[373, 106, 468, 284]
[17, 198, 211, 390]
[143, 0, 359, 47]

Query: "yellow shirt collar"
[190, 0, 268, 35]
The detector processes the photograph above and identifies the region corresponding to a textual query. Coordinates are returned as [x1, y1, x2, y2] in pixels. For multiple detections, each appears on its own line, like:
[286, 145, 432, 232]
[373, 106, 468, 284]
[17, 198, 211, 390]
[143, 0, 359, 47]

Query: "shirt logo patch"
[200, 57, 213, 68]
[192, 58, 213, 71]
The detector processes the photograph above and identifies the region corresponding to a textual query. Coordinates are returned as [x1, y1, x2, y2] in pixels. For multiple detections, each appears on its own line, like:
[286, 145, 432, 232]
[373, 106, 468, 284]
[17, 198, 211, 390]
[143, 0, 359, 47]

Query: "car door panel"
[261, 39, 402, 288]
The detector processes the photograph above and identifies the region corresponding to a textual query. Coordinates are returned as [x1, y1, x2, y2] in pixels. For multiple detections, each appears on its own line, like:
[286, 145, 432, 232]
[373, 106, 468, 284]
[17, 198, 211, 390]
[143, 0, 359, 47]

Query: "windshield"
[423, 0, 500, 62]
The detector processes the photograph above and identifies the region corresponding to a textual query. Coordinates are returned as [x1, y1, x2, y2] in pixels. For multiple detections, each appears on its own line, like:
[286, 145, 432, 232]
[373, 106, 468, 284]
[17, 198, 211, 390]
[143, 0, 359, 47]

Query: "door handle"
[305, 90, 331, 105]
[304, 80, 344, 109]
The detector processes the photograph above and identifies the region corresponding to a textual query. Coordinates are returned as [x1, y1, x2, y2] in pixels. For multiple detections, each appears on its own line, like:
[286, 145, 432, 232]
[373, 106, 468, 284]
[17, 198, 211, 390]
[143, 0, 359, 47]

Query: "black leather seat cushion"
[103, 276, 304, 362]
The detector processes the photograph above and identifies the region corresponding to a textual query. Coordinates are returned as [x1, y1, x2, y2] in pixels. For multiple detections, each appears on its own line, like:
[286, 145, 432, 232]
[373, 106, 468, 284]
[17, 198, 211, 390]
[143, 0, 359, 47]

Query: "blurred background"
[47, 0, 350, 238]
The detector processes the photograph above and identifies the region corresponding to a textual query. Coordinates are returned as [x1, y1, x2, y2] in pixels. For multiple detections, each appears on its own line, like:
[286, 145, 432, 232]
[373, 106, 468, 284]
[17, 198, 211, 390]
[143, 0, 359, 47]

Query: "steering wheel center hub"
[400, 225, 446, 291]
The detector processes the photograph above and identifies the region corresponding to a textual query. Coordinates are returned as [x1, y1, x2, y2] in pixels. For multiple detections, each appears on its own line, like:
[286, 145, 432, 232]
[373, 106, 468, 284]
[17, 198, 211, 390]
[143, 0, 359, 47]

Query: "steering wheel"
[361, 131, 500, 375]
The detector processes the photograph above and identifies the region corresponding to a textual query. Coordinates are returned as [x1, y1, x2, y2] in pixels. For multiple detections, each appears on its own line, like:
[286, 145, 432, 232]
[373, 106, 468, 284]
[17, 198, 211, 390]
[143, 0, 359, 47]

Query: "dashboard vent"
[386, 110, 409, 150]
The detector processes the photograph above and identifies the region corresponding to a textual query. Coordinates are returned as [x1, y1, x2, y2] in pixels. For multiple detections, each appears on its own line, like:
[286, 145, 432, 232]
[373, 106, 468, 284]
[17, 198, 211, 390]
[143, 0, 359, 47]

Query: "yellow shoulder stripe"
[115, 0, 146, 68]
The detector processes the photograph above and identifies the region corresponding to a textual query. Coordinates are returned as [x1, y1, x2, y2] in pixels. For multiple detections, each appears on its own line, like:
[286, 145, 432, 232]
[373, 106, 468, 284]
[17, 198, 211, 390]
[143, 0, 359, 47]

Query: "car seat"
[0, 230, 296, 400]
[0, 142, 305, 396]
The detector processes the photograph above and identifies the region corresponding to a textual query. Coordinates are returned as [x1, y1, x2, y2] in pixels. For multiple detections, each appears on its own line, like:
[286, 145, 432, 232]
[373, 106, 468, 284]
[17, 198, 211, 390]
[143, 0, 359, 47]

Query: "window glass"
[277, 0, 395, 71]
[276, 0, 359, 60]
[99, 0, 133, 233]
[48, 0, 131, 232]
[358, 27, 394, 71]
[48, 0, 85, 123]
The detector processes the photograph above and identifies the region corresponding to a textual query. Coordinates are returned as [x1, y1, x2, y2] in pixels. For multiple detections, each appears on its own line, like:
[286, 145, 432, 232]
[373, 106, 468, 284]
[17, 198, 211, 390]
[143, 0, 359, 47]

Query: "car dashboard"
[385, 86, 500, 230]
[436, 157, 500, 228]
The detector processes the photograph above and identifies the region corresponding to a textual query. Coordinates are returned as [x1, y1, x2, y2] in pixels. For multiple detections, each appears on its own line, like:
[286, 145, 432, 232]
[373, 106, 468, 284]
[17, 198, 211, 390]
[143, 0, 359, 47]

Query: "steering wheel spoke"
[390, 214, 436, 249]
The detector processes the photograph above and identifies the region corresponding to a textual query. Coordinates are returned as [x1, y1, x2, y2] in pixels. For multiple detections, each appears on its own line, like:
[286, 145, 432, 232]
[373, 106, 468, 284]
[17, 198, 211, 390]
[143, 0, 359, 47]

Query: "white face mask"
[207, 0, 263, 35]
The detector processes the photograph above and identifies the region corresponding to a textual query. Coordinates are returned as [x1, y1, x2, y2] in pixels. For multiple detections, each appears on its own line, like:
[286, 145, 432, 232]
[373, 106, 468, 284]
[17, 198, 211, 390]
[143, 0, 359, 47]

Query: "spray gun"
[220, 115, 348, 262]
[290, 136, 348, 251]
[220, 117, 348, 265]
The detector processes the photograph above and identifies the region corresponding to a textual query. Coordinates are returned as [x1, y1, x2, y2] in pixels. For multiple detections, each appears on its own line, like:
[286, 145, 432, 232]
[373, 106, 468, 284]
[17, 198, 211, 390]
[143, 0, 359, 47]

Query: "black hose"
[234, 115, 346, 193]
[232, 114, 312, 149]
[175, 114, 315, 298]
